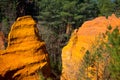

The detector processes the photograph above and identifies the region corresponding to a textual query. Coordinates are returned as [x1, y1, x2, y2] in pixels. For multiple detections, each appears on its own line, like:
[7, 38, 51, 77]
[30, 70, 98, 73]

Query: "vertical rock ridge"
[0, 16, 50, 80]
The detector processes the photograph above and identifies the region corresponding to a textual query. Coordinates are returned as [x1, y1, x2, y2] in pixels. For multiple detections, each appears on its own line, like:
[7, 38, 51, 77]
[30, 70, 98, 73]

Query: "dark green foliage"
[114, 0, 120, 16]
[38, 1, 97, 78]
[38, 1, 99, 78]
[97, 0, 115, 16]
[0, 0, 17, 37]
[79, 38, 107, 80]
[105, 27, 120, 80]
[38, 0, 99, 29]
[79, 50, 92, 80]
[0, 0, 17, 20]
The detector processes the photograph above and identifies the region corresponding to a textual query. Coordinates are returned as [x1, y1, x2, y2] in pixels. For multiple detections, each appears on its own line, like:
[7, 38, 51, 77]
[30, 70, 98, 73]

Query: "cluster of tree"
[80, 26, 120, 80]
[0, 0, 16, 37]
[37, 0, 99, 76]
[36, 0, 120, 77]
[1, 0, 120, 34]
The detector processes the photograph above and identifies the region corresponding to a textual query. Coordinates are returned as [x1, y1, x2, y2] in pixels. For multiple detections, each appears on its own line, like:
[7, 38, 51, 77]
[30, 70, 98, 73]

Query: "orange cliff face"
[61, 14, 120, 80]
[0, 16, 50, 80]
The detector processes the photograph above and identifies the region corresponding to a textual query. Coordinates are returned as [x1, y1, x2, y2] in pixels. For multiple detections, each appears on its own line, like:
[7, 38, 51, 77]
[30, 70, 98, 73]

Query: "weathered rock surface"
[0, 16, 50, 80]
[0, 31, 5, 50]
[61, 14, 120, 80]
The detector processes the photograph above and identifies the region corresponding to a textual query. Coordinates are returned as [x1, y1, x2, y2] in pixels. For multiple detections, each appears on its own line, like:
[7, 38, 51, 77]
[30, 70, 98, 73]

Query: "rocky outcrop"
[61, 14, 120, 80]
[0, 16, 50, 80]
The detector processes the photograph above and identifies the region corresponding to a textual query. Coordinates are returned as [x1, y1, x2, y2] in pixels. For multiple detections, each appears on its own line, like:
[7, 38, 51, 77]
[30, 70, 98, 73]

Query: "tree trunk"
[66, 23, 72, 35]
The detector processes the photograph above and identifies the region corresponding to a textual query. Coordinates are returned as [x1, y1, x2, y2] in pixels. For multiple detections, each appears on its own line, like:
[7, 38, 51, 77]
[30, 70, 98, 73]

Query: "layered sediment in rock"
[61, 14, 120, 80]
[0, 16, 50, 80]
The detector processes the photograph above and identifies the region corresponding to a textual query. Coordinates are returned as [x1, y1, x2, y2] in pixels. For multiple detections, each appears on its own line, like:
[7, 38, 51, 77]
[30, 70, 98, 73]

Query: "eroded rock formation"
[61, 14, 120, 80]
[0, 16, 50, 80]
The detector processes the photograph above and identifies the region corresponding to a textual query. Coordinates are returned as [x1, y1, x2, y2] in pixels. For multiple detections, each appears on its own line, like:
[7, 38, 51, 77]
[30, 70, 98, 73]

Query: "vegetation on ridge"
[80, 26, 120, 80]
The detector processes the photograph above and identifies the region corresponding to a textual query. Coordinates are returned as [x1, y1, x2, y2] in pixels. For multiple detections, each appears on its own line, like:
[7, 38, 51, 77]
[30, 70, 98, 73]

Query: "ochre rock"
[0, 31, 5, 50]
[0, 16, 50, 80]
[61, 14, 120, 80]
